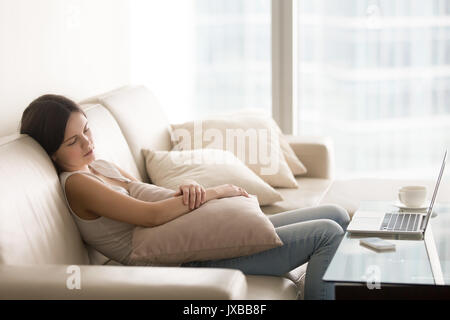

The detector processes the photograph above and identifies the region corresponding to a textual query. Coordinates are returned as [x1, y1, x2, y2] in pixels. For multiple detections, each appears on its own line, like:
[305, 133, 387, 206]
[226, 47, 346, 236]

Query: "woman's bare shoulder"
[64, 171, 155, 227]
[64, 173, 101, 220]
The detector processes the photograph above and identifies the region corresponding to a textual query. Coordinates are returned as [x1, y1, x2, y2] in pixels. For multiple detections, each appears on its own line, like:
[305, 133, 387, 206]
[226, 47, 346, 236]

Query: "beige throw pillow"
[142, 148, 283, 206]
[128, 181, 283, 266]
[169, 114, 306, 188]
[269, 119, 307, 176]
[233, 113, 307, 176]
[210, 108, 307, 176]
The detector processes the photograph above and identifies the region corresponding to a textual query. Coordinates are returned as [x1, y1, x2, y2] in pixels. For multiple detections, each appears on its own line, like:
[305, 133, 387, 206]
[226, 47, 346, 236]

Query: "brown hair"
[19, 94, 87, 174]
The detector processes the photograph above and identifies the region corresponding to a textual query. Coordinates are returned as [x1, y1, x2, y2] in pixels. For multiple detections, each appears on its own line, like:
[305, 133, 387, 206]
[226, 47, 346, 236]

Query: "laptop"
[347, 150, 447, 237]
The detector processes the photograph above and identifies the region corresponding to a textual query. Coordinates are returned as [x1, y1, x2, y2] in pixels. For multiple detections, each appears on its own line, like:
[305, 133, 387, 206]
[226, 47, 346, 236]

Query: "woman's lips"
[84, 149, 93, 156]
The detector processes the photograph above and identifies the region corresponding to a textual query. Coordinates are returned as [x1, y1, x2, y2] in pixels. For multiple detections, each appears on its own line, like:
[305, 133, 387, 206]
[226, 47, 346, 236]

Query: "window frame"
[271, 0, 298, 135]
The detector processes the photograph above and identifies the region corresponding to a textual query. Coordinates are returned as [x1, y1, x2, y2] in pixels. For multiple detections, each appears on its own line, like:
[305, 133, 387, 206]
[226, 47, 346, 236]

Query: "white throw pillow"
[169, 114, 306, 188]
[142, 148, 283, 206]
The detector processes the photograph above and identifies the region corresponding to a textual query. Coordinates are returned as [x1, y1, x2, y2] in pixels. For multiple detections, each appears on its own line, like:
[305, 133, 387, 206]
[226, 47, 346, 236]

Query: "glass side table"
[322, 201, 450, 299]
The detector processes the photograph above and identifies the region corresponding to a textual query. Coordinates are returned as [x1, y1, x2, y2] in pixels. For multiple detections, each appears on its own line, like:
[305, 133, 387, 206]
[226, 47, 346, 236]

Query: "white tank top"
[59, 159, 148, 266]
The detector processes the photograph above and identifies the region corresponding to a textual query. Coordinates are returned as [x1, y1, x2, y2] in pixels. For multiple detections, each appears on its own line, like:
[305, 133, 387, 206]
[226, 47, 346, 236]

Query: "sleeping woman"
[20, 94, 350, 300]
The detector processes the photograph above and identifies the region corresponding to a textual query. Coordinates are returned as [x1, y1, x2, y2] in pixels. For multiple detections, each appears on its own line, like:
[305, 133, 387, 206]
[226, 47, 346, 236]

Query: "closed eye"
[68, 127, 90, 146]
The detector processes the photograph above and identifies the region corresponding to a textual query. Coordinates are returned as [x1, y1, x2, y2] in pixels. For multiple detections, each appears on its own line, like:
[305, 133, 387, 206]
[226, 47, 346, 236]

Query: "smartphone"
[359, 237, 396, 251]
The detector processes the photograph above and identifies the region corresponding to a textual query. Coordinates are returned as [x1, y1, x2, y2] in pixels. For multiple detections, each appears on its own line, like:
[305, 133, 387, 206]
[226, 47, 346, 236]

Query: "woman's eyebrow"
[63, 122, 88, 143]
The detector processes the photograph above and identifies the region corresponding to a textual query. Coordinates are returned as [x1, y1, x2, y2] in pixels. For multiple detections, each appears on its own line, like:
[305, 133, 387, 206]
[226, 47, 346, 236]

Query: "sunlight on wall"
[130, 0, 195, 124]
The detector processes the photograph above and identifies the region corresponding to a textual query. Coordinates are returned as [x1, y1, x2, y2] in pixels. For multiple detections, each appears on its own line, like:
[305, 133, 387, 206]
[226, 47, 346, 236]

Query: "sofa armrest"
[283, 134, 335, 179]
[0, 264, 247, 300]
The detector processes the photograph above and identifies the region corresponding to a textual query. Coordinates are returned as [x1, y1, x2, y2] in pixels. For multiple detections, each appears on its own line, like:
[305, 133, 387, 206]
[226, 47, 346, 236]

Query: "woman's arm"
[152, 188, 220, 225]
[66, 173, 221, 227]
[154, 184, 249, 225]
[173, 179, 206, 210]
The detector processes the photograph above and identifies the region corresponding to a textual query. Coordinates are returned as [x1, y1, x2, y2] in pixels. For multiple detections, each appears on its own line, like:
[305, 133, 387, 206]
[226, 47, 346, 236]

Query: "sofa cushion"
[245, 275, 299, 300]
[80, 103, 143, 183]
[261, 177, 333, 215]
[0, 134, 89, 265]
[79, 85, 173, 184]
[142, 148, 283, 206]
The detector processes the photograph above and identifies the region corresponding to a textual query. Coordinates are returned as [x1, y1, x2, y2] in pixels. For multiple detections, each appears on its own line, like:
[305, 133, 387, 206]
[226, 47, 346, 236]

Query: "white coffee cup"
[398, 186, 427, 208]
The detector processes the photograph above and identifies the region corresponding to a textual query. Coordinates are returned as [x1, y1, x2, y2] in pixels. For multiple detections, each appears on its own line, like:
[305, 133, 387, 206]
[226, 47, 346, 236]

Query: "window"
[130, 0, 271, 124]
[131, 0, 449, 179]
[296, 0, 450, 179]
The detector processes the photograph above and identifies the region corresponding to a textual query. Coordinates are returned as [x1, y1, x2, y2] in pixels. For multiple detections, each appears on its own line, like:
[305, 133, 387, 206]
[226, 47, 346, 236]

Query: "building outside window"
[297, 0, 450, 179]
[131, 0, 450, 179]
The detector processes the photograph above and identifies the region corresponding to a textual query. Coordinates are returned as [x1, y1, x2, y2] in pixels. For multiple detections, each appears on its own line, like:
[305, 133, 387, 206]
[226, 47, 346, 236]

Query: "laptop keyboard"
[380, 213, 420, 232]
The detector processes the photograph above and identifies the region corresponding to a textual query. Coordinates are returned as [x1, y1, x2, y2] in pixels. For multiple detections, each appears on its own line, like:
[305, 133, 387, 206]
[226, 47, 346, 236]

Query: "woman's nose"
[81, 135, 91, 145]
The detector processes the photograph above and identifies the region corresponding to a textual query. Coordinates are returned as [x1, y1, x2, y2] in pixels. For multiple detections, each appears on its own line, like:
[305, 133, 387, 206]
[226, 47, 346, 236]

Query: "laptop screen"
[422, 150, 447, 233]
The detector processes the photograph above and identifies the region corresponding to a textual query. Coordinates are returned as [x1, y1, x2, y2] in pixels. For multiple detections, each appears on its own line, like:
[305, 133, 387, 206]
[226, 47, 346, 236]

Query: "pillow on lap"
[127, 181, 283, 266]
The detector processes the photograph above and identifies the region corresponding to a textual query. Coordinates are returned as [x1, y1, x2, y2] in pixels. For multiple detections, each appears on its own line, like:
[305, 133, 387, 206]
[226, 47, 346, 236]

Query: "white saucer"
[393, 200, 430, 211]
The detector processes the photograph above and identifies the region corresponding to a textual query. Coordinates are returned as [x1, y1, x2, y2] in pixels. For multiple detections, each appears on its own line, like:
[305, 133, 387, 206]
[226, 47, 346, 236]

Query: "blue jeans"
[181, 204, 350, 300]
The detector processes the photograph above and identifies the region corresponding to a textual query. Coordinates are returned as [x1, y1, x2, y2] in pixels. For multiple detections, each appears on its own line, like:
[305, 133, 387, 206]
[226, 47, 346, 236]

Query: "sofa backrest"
[80, 103, 143, 183]
[0, 85, 172, 266]
[80, 85, 173, 183]
[0, 101, 148, 266]
[0, 134, 90, 265]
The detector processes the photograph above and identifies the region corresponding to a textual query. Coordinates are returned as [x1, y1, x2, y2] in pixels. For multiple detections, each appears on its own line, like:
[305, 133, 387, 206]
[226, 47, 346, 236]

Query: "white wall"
[130, 0, 195, 124]
[0, 0, 130, 136]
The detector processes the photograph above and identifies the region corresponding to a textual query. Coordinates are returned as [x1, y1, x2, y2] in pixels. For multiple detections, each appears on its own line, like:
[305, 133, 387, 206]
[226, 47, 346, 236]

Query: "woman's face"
[51, 111, 96, 172]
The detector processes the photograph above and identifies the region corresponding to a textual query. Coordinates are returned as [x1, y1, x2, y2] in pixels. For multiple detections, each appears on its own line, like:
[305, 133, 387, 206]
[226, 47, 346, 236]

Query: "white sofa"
[0, 85, 334, 300]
